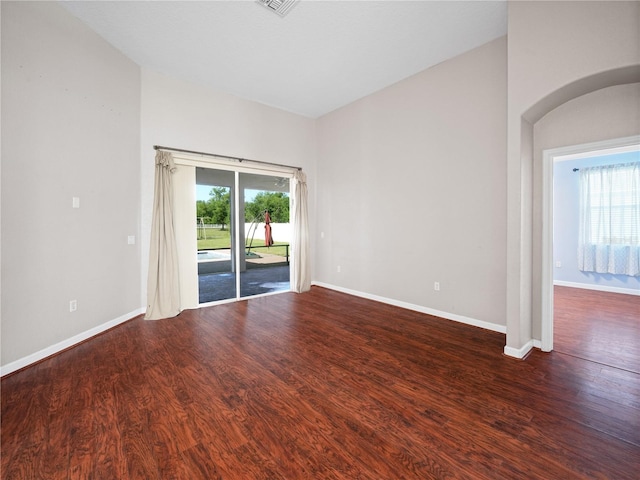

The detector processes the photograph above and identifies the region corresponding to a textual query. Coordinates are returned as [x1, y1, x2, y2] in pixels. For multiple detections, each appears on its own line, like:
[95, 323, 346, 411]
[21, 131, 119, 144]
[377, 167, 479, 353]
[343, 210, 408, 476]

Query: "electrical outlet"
[128, 235, 136, 245]
[69, 300, 77, 312]
[434, 282, 440, 291]
[555, 261, 562, 268]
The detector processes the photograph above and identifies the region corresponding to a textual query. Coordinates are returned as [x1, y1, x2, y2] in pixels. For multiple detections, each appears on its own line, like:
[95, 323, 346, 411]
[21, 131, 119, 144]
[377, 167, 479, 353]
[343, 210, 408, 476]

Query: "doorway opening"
[541, 135, 640, 353]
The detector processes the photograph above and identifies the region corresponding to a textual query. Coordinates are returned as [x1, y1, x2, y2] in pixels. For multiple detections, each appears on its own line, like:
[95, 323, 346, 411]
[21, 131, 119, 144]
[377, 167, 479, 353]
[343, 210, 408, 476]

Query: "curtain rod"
[153, 145, 302, 171]
[573, 168, 580, 172]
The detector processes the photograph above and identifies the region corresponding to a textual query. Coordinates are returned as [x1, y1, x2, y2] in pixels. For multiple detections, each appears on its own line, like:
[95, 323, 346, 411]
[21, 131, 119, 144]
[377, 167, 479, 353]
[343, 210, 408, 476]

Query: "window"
[578, 161, 640, 276]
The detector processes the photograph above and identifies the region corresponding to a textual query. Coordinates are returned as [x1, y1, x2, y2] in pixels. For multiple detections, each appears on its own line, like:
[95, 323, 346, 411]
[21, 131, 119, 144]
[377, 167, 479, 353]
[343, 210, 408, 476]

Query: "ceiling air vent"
[256, 0, 299, 17]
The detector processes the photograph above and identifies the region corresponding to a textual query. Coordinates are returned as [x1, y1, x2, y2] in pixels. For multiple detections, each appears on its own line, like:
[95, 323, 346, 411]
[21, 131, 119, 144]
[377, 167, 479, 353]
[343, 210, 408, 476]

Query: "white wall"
[1, 2, 142, 369]
[244, 223, 291, 243]
[506, 0, 640, 355]
[140, 70, 317, 309]
[315, 37, 507, 329]
[534, 83, 640, 156]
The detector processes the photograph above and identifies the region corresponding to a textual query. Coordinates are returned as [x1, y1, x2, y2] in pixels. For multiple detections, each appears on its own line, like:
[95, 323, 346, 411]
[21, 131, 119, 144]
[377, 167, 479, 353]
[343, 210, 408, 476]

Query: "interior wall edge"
[503, 340, 534, 360]
[553, 281, 640, 297]
[0, 307, 146, 378]
[310, 282, 507, 335]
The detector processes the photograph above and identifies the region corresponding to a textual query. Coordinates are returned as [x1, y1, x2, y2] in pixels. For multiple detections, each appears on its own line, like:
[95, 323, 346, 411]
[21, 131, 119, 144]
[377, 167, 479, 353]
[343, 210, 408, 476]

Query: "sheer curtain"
[145, 151, 181, 320]
[578, 162, 640, 276]
[291, 170, 310, 292]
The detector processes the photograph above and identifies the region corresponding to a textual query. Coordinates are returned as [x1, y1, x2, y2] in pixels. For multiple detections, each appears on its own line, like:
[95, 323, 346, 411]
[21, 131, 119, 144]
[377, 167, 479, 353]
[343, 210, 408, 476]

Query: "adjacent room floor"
[553, 285, 640, 374]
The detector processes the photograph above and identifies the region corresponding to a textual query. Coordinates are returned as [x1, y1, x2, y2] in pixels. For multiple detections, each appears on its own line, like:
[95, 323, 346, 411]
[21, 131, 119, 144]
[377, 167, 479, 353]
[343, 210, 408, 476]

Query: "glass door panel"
[196, 167, 236, 303]
[239, 172, 291, 298]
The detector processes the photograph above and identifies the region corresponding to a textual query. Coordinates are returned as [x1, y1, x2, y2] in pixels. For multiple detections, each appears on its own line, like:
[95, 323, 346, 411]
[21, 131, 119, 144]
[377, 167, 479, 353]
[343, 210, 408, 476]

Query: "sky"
[196, 184, 213, 201]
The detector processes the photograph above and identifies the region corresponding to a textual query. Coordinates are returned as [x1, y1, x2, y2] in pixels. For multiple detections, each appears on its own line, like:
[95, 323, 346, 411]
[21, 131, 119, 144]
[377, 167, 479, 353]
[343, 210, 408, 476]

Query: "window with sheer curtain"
[578, 161, 640, 276]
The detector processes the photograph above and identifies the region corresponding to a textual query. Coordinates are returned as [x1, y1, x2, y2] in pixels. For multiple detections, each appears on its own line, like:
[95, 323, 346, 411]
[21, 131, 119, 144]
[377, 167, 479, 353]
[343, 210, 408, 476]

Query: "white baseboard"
[1, 307, 145, 377]
[554, 280, 639, 296]
[311, 281, 506, 334]
[503, 340, 534, 359]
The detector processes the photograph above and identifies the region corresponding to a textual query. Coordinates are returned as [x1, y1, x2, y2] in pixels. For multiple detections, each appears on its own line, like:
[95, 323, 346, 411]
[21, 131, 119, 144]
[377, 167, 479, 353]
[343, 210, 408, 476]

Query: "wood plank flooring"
[554, 285, 640, 373]
[2, 286, 639, 479]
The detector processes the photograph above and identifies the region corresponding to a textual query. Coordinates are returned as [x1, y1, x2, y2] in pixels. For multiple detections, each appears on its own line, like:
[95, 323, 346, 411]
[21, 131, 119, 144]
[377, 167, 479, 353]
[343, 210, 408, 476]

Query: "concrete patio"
[198, 255, 290, 303]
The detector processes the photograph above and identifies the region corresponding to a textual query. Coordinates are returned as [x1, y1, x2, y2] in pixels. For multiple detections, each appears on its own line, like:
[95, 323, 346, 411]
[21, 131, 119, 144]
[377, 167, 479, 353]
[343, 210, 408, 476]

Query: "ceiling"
[61, 1, 507, 119]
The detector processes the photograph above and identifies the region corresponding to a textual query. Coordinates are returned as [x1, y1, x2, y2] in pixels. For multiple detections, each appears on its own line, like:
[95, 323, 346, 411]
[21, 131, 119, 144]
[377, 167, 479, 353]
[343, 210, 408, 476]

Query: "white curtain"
[578, 162, 640, 276]
[145, 151, 181, 320]
[291, 170, 311, 292]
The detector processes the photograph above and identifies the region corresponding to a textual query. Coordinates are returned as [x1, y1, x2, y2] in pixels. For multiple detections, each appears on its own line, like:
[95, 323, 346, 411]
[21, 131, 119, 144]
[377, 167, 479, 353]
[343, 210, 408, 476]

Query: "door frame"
[172, 152, 295, 308]
[540, 135, 640, 352]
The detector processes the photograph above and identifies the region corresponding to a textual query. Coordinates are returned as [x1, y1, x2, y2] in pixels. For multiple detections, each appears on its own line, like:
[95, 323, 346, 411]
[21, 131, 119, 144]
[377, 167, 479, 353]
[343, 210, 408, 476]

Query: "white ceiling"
[61, 0, 507, 118]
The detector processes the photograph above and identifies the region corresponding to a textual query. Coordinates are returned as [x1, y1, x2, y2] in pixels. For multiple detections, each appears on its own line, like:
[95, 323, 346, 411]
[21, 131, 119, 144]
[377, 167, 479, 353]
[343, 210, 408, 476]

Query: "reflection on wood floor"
[554, 285, 640, 373]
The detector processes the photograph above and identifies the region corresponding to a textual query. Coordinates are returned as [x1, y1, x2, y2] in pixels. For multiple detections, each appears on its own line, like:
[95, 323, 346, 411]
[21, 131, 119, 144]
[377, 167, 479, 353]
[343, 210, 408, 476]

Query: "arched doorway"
[516, 66, 640, 356]
[541, 135, 640, 351]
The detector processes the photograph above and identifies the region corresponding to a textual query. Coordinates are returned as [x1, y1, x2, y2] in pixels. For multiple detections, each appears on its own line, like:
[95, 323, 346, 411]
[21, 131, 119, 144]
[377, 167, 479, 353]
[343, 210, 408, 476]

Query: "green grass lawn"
[197, 228, 290, 257]
[197, 228, 231, 249]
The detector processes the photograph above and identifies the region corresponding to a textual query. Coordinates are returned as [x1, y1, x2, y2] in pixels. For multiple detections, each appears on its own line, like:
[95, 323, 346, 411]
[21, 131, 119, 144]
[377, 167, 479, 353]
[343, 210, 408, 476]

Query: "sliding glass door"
[195, 168, 291, 304]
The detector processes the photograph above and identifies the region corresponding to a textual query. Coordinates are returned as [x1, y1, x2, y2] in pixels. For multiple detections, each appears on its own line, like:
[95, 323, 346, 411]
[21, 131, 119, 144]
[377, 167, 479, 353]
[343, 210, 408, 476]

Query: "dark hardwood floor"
[2, 286, 639, 479]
